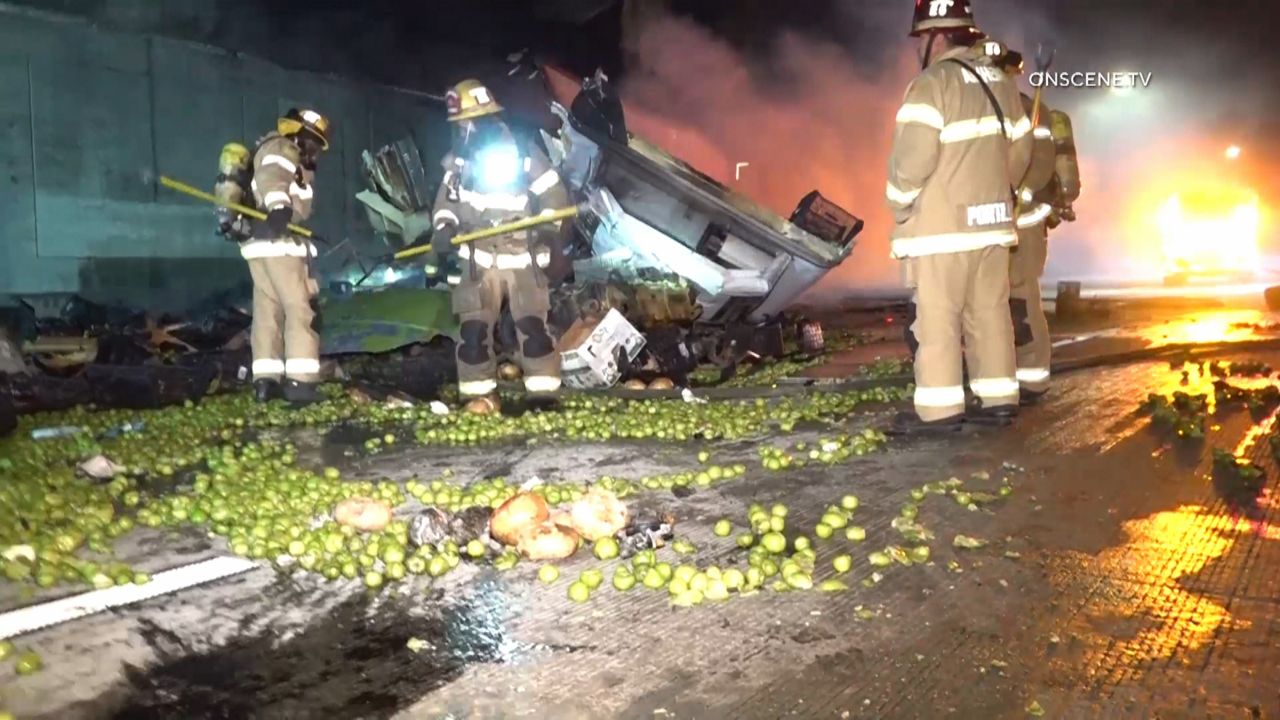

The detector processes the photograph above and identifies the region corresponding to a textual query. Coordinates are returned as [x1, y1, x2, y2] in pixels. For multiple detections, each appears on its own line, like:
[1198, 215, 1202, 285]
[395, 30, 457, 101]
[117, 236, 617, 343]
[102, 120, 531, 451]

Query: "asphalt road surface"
[4, 306, 1280, 719]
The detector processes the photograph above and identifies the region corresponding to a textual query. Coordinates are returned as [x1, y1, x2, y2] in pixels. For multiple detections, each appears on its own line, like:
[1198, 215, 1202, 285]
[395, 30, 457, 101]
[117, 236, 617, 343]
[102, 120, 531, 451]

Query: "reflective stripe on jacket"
[887, 45, 1033, 259]
[431, 143, 568, 259]
[251, 133, 315, 223]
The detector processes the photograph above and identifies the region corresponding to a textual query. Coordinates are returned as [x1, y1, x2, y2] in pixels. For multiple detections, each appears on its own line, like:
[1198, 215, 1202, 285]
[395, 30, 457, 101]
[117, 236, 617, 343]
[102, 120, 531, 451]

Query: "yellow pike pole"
[158, 175, 325, 243]
[390, 206, 580, 261]
[1015, 45, 1055, 218]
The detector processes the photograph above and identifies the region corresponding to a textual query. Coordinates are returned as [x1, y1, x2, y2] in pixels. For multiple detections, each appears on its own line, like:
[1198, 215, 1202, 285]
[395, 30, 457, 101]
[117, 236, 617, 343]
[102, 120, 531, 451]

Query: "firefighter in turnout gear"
[886, 0, 1034, 432]
[237, 107, 331, 406]
[431, 79, 569, 415]
[1008, 87, 1058, 403]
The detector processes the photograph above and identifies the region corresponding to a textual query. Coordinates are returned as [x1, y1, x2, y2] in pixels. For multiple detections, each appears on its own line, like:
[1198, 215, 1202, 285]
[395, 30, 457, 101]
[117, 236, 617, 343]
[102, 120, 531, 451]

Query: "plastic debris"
[408, 507, 452, 548]
[953, 534, 988, 549]
[31, 426, 83, 440]
[77, 455, 126, 481]
[428, 400, 450, 415]
[406, 637, 430, 653]
[680, 388, 707, 404]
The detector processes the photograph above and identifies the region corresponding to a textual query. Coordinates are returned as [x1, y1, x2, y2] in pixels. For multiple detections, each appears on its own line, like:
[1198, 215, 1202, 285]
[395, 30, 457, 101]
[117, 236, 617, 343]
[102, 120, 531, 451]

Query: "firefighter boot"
[966, 401, 1017, 426]
[253, 378, 282, 403]
[463, 394, 501, 415]
[283, 379, 320, 407]
[887, 410, 964, 437]
[1019, 389, 1047, 407]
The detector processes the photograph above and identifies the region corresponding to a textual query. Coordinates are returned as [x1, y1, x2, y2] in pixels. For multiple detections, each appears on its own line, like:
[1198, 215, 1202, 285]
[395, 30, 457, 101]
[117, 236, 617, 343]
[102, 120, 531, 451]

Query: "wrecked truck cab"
[546, 74, 863, 328]
[350, 70, 863, 383]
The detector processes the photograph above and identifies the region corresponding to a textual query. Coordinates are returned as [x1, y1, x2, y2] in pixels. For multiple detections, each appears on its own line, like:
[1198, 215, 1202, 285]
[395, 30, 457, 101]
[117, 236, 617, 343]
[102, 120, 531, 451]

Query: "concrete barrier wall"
[0, 8, 441, 310]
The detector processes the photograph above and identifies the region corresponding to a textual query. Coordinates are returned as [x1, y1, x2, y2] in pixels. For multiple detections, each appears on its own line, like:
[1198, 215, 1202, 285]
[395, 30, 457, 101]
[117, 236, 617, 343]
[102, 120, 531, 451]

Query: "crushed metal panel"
[320, 287, 457, 355]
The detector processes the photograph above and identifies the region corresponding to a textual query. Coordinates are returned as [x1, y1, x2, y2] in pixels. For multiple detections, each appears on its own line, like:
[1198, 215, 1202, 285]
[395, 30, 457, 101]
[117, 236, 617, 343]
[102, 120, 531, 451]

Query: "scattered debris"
[405, 637, 430, 653]
[76, 455, 126, 481]
[333, 497, 393, 532]
[953, 535, 988, 549]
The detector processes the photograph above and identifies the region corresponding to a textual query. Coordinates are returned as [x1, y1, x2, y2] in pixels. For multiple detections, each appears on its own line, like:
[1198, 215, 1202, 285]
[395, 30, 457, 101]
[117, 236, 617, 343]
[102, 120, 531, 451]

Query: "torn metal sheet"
[320, 287, 458, 355]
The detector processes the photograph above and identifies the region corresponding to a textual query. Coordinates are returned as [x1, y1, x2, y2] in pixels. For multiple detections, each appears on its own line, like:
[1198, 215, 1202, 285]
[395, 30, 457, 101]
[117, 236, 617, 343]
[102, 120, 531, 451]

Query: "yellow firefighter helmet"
[277, 107, 331, 150]
[910, 0, 978, 36]
[445, 79, 503, 122]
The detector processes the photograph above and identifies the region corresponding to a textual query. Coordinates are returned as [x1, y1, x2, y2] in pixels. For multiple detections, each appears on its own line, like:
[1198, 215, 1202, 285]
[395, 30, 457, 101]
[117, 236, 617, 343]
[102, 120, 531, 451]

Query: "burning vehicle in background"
[1160, 183, 1262, 286]
[356, 69, 863, 385]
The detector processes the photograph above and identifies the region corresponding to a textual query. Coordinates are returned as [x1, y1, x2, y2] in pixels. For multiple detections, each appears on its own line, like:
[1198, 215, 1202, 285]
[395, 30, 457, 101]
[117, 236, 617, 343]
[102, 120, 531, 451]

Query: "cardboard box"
[559, 309, 646, 389]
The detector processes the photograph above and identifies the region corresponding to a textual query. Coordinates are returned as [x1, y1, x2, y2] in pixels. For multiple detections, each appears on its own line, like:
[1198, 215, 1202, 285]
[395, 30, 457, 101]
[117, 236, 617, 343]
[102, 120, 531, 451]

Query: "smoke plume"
[618, 13, 919, 301]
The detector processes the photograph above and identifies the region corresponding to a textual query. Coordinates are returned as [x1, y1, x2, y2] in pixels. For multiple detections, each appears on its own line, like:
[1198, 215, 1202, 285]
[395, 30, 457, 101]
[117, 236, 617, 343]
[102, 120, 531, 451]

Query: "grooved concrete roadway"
[4, 312, 1280, 719]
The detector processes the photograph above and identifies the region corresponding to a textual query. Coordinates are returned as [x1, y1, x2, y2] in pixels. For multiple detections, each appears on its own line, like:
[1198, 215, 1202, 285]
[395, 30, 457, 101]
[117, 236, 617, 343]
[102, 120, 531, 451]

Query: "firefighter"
[886, 0, 1033, 433]
[237, 108, 331, 406]
[1009, 91, 1058, 402]
[430, 79, 569, 415]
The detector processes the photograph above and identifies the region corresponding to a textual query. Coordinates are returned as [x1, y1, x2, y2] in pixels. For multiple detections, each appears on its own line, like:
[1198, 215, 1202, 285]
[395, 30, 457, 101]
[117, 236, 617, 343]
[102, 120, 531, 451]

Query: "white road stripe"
[0, 556, 259, 640]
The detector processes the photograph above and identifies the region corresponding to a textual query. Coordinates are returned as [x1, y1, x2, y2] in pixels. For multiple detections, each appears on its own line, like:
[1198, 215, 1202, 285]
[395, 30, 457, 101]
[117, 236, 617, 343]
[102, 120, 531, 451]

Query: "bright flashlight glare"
[1158, 190, 1260, 275]
[1225, 145, 1241, 159]
[383, 267, 400, 284]
[475, 143, 520, 190]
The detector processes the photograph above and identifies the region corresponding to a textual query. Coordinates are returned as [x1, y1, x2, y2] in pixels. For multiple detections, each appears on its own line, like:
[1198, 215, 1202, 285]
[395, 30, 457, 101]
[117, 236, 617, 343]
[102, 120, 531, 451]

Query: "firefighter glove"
[432, 224, 458, 256]
[261, 207, 292, 240]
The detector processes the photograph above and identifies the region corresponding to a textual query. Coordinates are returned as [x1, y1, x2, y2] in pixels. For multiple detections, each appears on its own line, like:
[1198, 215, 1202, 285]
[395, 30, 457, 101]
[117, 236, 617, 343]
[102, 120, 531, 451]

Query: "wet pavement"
[6, 308, 1280, 719]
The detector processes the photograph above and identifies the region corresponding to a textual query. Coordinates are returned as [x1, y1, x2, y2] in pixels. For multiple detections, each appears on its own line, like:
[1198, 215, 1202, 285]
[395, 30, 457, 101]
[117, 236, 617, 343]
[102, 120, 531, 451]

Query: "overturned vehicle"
[354, 70, 863, 386]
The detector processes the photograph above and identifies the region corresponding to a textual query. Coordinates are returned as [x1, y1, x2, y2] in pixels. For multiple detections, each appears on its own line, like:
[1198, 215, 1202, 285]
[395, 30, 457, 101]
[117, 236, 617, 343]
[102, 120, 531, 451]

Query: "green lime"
[382, 545, 406, 565]
[722, 568, 745, 590]
[538, 564, 560, 584]
[642, 567, 666, 589]
[593, 536, 620, 560]
[363, 571, 384, 589]
[793, 536, 811, 552]
[568, 580, 591, 603]
[845, 526, 867, 542]
[14, 650, 42, 675]
[736, 533, 755, 549]
[821, 512, 847, 530]
[840, 495, 859, 511]
[465, 540, 486, 558]
[761, 532, 787, 554]
[612, 569, 636, 591]
[713, 519, 733, 537]
[814, 523, 833, 540]
[833, 554, 853, 574]
[427, 556, 448, 577]
[579, 569, 604, 590]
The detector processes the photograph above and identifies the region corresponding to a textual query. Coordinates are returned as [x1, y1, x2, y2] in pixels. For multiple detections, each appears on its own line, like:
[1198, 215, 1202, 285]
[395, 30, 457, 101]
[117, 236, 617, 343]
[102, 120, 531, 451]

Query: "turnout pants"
[452, 264, 560, 397]
[1009, 222, 1051, 394]
[247, 256, 320, 383]
[903, 246, 1019, 421]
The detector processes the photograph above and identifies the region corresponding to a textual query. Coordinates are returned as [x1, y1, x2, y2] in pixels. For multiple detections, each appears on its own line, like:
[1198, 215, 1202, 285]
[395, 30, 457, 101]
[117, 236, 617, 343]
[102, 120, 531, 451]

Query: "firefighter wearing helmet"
[886, 0, 1034, 433]
[430, 79, 569, 415]
[233, 107, 331, 406]
[991, 42, 1081, 403]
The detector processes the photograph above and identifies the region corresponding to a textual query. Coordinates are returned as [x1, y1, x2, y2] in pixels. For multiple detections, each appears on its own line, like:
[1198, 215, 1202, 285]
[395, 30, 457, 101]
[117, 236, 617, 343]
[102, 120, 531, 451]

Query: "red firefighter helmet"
[910, 0, 978, 36]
